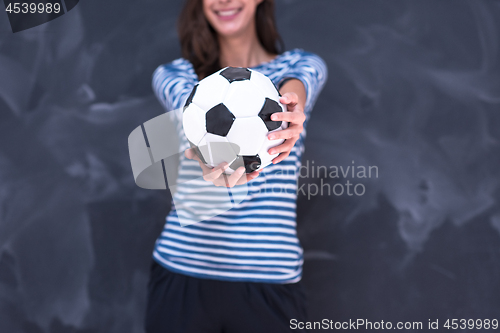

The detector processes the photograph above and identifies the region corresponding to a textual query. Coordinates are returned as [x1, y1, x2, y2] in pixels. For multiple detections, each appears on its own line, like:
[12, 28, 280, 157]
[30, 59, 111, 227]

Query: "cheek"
[202, 1, 215, 23]
[202, 5, 210, 20]
[202, 8, 217, 29]
[249, 0, 262, 13]
[244, 3, 259, 22]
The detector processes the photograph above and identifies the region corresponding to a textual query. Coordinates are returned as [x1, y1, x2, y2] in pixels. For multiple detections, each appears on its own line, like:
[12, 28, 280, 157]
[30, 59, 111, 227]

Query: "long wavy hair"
[178, 0, 284, 79]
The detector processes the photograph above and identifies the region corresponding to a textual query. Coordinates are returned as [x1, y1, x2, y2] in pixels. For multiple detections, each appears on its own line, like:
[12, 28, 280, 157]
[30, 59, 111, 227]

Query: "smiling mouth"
[215, 8, 243, 17]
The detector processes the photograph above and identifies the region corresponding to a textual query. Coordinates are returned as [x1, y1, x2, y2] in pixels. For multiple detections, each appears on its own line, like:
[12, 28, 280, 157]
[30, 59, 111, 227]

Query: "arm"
[268, 52, 328, 163]
[152, 59, 198, 112]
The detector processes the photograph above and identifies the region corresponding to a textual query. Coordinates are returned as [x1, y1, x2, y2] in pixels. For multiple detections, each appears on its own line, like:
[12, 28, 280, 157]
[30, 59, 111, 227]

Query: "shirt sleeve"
[152, 58, 198, 112]
[277, 50, 328, 119]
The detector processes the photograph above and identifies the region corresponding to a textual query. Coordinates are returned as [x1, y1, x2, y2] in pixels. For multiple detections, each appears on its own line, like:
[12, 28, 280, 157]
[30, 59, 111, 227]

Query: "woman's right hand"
[184, 148, 261, 187]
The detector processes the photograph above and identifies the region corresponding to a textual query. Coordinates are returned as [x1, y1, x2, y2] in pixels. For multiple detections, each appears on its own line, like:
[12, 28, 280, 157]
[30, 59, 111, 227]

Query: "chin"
[216, 26, 245, 37]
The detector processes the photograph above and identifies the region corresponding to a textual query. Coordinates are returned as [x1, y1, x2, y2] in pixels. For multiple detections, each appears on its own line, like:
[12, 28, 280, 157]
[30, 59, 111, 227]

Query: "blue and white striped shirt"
[152, 48, 327, 283]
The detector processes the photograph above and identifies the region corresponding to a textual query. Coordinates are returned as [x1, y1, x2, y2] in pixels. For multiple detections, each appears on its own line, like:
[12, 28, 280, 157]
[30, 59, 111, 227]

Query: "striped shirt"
[151, 48, 328, 283]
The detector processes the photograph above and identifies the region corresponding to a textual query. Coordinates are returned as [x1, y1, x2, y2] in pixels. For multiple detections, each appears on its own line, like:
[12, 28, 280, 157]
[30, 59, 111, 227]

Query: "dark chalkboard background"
[1, 1, 499, 332]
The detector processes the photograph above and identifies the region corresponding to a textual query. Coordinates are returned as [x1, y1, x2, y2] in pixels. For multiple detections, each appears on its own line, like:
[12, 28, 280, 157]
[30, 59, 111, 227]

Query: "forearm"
[279, 78, 307, 112]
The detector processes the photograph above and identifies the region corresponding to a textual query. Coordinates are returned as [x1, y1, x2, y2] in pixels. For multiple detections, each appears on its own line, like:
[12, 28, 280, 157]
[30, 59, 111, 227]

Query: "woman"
[147, 0, 327, 332]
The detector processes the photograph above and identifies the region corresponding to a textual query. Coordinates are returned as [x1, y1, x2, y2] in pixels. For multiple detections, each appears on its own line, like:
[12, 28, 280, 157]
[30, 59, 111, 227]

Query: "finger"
[199, 162, 215, 175]
[211, 179, 224, 187]
[248, 170, 261, 178]
[221, 173, 231, 187]
[280, 97, 298, 112]
[184, 148, 199, 161]
[268, 127, 302, 141]
[236, 170, 260, 185]
[272, 151, 291, 164]
[185, 149, 220, 176]
[185, 148, 215, 173]
[280, 92, 298, 106]
[268, 139, 295, 155]
[226, 167, 246, 187]
[203, 162, 229, 182]
[270, 110, 305, 124]
[211, 173, 233, 187]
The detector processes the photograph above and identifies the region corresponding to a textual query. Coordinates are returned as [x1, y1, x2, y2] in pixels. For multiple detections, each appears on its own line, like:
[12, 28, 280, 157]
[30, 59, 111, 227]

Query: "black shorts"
[144, 260, 309, 333]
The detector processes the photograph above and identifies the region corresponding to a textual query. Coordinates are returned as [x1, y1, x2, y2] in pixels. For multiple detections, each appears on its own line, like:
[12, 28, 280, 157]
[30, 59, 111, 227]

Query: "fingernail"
[269, 149, 275, 154]
[271, 114, 277, 120]
[269, 135, 275, 140]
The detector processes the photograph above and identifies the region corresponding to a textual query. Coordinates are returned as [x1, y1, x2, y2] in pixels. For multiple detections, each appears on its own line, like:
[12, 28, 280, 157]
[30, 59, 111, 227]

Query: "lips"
[215, 7, 242, 18]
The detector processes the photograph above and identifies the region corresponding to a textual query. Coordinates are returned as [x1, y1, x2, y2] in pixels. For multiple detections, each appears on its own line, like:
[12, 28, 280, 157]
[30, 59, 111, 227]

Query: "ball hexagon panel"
[249, 71, 281, 101]
[244, 155, 262, 173]
[220, 67, 251, 83]
[258, 98, 284, 131]
[225, 117, 269, 155]
[206, 103, 235, 137]
[228, 155, 261, 174]
[191, 73, 231, 111]
[224, 80, 265, 118]
[183, 103, 207, 145]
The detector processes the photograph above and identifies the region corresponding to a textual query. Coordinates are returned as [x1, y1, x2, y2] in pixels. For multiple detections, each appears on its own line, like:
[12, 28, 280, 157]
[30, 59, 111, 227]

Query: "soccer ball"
[182, 67, 288, 174]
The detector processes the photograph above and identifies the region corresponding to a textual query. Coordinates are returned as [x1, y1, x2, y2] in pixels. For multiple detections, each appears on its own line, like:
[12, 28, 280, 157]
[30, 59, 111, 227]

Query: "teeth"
[217, 9, 239, 16]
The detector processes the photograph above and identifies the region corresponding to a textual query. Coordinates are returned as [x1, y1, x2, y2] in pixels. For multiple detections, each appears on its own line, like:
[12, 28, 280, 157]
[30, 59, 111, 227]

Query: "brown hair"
[177, 0, 284, 79]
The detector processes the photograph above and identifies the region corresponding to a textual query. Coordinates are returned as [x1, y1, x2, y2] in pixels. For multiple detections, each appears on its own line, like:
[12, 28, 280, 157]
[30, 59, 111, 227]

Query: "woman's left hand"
[267, 92, 306, 164]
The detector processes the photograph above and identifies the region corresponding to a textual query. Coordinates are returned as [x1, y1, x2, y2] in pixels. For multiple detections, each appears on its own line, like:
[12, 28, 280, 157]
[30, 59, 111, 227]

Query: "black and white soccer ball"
[182, 67, 288, 174]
